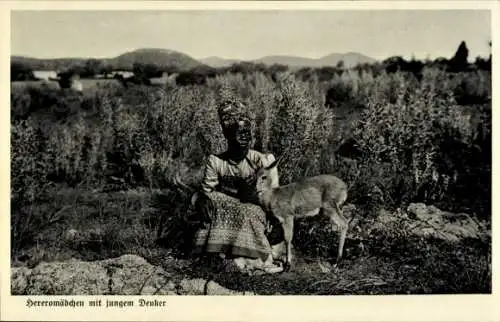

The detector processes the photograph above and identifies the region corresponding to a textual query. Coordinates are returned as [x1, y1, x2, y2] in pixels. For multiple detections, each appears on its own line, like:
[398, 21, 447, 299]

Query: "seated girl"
[191, 99, 283, 274]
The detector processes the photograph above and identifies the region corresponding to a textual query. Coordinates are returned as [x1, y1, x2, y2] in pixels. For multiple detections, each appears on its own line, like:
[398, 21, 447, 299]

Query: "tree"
[11, 62, 35, 81]
[81, 59, 104, 78]
[132, 63, 163, 79]
[475, 56, 491, 71]
[316, 66, 340, 82]
[269, 64, 288, 74]
[336, 60, 345, 69]
[176, 70, 207, 86]
[383, 56, 406, 74]
[406, 58, 424, 81]
[57, 71, 75, 89]
[99, 63, 113, 78]
[448, 41, 469, 72]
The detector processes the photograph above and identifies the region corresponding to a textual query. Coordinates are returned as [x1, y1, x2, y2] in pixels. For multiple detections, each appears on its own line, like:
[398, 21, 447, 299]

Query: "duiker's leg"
[282, 217, 294, 272]
[325, 203, 348, 267]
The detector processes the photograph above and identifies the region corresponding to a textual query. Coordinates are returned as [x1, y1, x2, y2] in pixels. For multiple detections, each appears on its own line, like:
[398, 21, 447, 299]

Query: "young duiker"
[254, 158, 349, 271]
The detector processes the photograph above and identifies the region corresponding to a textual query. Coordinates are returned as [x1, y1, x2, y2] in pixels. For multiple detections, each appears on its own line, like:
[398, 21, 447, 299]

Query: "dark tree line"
[382, 41, 491, 77]
[11, 62, 36, 81]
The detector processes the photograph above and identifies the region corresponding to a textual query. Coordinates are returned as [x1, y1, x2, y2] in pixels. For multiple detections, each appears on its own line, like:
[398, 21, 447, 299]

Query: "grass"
[11, 184, 491, 295]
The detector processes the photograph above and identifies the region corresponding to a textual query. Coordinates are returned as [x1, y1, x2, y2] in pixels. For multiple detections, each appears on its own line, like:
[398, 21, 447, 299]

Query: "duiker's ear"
[265, 155, 283, 170]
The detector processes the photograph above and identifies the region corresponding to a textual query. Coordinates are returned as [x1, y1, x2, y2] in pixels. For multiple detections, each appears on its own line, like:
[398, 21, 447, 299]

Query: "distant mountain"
[201, 52, 376, 69]
[316, 52, 377, 68]
[12, 48, 204, 71]
[109, 48, 202, 70]
[254, 55, 316, 67]
[12, 49, 376, 72]
[256, 52, 376, 68]
[199, 56, 241, 68]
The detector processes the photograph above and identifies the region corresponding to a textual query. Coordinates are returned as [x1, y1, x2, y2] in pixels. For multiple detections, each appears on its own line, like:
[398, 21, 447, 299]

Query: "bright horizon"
[11, 10, 492, 61]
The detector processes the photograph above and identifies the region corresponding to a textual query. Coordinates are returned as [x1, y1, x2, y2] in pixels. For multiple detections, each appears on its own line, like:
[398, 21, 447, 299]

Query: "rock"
[405, 203, 489, 243]
[377, 209, 397, 224]
[358, 203, 489, 244]
[177, 278, 238, 295]
[408, 203, 443, 222]
[22, 259, 110, 295]
[11, 267, 31, 295]
[367, 209, 399, 233]
[11, 254, 248, 296]
[205, 280, 246, 295]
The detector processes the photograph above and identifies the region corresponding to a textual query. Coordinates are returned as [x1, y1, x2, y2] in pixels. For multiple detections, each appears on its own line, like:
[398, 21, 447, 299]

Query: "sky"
[10, 10, 492, 61]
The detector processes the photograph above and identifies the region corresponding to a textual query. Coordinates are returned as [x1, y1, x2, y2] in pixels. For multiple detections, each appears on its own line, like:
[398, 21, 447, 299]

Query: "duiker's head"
[255, 157, 281, 194]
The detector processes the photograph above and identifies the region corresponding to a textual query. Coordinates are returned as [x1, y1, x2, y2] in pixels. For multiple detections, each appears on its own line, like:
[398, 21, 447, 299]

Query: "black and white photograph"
[2, 1, 498, 320]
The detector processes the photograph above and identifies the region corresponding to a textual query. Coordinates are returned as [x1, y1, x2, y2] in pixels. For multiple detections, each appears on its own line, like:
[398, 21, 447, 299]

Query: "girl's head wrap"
[216, 90, 253, 140]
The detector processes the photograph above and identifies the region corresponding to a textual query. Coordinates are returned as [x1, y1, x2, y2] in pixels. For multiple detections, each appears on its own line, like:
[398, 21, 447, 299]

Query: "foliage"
[10, 66, 491, 212]
[449, 41, 469, 72]
[11, 85, 85, 121]
[132, 63, 165, 79]
[11, 61, 36, 81]
[11, 119, 56, 253]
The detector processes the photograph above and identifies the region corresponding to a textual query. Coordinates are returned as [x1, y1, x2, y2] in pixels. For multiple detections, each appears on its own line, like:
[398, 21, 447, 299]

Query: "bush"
[350, 76, 489, 215]
[11, 61, 35, 81]
[10, 67, 491, 222]
[11, 119, 55, 252]
[452, 71, 491, 105]
[11, 85, 84, 121]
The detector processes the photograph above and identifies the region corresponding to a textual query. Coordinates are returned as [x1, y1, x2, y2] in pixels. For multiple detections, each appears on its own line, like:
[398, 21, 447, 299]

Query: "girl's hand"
[219, 186, 238, 198]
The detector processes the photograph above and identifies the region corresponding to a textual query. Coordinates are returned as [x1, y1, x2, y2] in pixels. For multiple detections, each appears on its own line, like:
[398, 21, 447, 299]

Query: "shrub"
[10, 67, 491, 220]
[350, 76, 489, 215]
[11, 119, 55, 252]
[452, 71, 491, 105]
[11, 85, 84, 122]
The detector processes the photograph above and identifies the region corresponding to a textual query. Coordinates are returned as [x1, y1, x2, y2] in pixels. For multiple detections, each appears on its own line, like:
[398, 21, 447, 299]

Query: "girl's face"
[235, 128, 251, 150]
[228, 122, 251, 152]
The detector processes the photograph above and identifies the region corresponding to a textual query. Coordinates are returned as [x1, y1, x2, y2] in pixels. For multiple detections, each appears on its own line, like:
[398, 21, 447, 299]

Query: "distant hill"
[316, 52, 377, 68]
[12, 49, 376, 72]
[199, 56, 241, 68]
[109, 48, 202, 70]
[254, 55, 316, 67]
[12, 48, 204, 72]
[200, 52, 376, 69]
[256, 52, 376, 68]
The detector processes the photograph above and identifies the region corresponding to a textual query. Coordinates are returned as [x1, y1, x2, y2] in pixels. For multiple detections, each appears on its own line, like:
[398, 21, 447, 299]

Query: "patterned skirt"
[192, 191, 273, 261]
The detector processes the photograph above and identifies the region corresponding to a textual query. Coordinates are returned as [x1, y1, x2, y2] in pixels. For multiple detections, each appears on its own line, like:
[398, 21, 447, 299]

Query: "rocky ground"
[11, 202, 491, 296]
